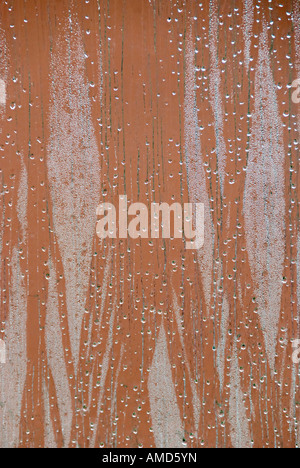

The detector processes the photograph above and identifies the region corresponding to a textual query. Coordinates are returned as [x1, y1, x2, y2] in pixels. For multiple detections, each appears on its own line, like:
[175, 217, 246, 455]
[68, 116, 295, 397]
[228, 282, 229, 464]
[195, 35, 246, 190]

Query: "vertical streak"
[244, 26, 285, 371]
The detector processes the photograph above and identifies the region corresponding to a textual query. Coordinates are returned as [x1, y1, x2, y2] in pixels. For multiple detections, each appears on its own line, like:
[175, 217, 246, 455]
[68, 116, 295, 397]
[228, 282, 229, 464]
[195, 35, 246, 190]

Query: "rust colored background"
[0, 0, 299, 448]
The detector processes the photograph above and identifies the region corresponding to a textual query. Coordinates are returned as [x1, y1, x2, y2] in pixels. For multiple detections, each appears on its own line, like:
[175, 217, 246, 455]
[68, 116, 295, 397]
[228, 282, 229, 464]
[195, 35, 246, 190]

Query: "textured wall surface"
[0, 0, 299, 448]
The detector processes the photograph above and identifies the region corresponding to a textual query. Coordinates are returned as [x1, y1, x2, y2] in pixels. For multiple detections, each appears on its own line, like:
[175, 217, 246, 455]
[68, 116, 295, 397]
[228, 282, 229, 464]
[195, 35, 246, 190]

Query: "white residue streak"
[173, 291, 200, 433]
[91, 295, 116, 448]
[45, 260, 72, 447]
[184, 30, 214, 309]
[148, 325, 184, 448]
[243, 0, 254, 71]
[292, 4, 300, 141]
[216, 295, 230, 391]
[17, 161, 28, 239]
[0, 340, 5, 364]
[43, 379, 56, 448]
[229, 344, 251, 448]
[47, 16, 101, 368]
[0, 79, 5, 105]
[209, 0, 227, 190]
[243, 26, 285, 371]
[0, 247, 27, 447]
[293, 2, 300, 76]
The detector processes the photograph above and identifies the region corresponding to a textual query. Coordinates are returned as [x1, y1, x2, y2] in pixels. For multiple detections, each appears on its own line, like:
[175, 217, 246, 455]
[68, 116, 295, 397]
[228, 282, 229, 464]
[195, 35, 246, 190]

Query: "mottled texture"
[0, 0, 299, 449]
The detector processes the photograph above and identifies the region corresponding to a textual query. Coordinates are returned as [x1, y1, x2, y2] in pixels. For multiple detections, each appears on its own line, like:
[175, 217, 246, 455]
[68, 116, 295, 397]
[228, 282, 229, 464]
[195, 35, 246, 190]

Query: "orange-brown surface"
[0, 0, 299, 448]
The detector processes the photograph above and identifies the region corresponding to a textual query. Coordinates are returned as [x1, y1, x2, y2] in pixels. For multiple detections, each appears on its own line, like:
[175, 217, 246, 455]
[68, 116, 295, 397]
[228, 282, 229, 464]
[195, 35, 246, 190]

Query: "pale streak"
[17, 161, 28, 239]
[111, 344, 125, 434]
[294, 235, 300, 445]
[0, 79, 5, 105]
[87, 247, 112, 410]
[43, 379, 56, 448]
[148, 325, 184, 448]
[0, 342, 4, 364]
[45, 259, 72, 448]
[293, 2, 300, 77]
[291, 5, 300, 446]
[229, 344, 251, 448]
[244, 26, 285, 371]
[0, 247, 27, 447]
[47, 16, 101, 368]
[91, 297, 117, 448]
[290, 365, 300, 447]
[243, 0, 254, 71]
[184, 30, 213, 309]
[292, 3, 300, 147]
[0, 165, 28, 445]
[173, 291, 200, 433]
[216, 295, 230, 391]
[209, 0, 227, 191]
